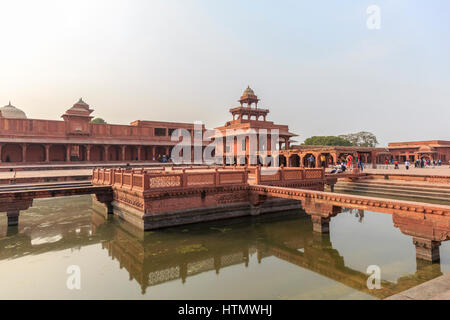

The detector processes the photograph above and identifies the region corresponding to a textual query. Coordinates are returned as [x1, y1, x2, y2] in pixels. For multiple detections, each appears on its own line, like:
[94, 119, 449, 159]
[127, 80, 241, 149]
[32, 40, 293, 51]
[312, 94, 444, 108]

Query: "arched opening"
[1, 144, 22, 162]
[49, 145, 66, 162]
[108, 146, 122, 161]
[303, 154, 316, 168]
[318, 153, 334, 168]
[90, 145, 105, 162]
[26, 144, 45, 162]
[288, 154, 300, 167]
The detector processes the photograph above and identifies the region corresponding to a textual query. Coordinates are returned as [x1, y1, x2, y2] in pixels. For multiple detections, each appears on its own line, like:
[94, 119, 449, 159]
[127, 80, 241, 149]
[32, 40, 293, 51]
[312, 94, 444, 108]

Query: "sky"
[0, 0, 449, 146]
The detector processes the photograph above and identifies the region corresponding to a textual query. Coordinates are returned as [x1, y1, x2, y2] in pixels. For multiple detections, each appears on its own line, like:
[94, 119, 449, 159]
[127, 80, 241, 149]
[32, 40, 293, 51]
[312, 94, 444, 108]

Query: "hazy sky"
[0, 0, 449, 146]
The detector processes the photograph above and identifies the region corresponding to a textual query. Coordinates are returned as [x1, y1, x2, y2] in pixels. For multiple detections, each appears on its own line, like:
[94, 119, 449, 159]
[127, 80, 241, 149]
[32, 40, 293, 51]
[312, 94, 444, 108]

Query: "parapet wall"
[92, 166, 326, 230]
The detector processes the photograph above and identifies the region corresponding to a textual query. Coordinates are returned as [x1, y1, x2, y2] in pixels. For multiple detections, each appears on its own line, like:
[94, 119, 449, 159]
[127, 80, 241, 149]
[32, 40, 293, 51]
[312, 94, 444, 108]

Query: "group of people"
[330, 154, 364, 174]
[414, 158, 442, 168]
[384, 158, 444, 170]
[156, 154, 170, 163]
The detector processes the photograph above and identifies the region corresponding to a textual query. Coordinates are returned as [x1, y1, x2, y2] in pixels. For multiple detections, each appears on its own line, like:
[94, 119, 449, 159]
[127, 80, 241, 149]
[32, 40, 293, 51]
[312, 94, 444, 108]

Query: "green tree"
[302, 136, 353, 146]
[91, 117, 107, 124]
[338, 131, 378, 147]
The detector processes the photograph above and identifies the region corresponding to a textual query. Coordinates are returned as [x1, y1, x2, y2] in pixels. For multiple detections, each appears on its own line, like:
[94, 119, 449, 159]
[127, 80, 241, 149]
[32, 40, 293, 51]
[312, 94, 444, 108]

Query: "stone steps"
[330, 181, 450, 204]
[337, 181, 450, 196]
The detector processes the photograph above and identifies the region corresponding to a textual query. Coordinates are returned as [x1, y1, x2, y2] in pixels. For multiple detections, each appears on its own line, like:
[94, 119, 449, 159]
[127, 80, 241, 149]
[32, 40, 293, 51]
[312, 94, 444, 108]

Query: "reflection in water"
[0, 195, 449, 299]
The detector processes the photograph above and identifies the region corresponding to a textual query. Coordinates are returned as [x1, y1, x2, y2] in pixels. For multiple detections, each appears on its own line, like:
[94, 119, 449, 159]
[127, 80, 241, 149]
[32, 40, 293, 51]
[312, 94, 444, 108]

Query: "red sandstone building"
[0, 99, 204, 164]
[214, 86, 297, 165]
[1, 88, 448, 167]
[388, 140, 450, 163]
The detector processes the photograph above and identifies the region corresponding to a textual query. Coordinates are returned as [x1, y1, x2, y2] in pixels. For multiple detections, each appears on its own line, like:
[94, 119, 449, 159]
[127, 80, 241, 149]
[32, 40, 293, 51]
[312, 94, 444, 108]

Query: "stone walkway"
[386, 273, 450, 300]
[0, 169, 93, 179]
[363, 165, 450, 176]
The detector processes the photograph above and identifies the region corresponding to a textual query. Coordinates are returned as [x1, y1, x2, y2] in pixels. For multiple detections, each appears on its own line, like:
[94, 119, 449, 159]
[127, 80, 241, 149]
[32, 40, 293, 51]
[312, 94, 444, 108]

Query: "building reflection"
[0, 195, 448, 299]
[96, 207, 446, 299]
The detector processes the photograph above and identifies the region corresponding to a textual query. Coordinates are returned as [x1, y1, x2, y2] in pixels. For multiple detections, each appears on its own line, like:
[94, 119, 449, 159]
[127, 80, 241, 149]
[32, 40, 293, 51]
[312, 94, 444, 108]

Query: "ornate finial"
[8, 101, 11, 106]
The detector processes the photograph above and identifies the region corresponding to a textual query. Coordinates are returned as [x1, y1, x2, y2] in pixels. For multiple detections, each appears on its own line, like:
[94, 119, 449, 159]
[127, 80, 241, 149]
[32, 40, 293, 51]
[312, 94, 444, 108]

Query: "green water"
[0, 195, 449, 300]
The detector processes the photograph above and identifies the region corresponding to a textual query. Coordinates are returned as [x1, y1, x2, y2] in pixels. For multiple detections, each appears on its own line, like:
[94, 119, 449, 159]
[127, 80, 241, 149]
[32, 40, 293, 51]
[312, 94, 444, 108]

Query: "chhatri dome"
[0, 101, 27, 119]
[243, 86, 255, 96]
[239, 86, 260, 107]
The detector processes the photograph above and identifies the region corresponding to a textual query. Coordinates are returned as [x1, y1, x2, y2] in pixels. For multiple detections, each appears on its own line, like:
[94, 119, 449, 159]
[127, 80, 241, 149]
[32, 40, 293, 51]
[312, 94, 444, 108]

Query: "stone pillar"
[310, 215, 330, 233]
[86, 145, 91, 162]
[413, 237, 441, 262]
[104, 145, 109, 161]
[151, 146, 156, 160]
[137, 146, 142, 161]
[331, 153, 337, 165]
[7, 210, 20, 227]
[0, 144, 2, 163]
[121, 146, 126, 162]
[371, 151, 377, 169]
[314, 153, 320, 168]
[45, 145, 50, 163]
[22, 143, 27, 163]
[66, 145, 71, 162]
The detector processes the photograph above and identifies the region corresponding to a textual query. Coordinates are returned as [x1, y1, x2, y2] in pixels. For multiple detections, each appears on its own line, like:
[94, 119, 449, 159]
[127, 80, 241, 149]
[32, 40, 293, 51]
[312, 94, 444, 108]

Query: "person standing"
[405, 160, 410, 170]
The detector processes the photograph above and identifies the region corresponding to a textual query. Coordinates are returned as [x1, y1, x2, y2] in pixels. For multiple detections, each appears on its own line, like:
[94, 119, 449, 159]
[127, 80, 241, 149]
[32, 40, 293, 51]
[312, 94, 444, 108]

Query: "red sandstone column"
[104, 145, 109, 161]
[86, 145, 91, 162]
[121, 146, 126, 162]
[137, 146, 142, 161]
[22, 144, 27, 163]
[0, 144, 2, 163]
[310, 215, 330, 233]
[371, 151, 377, 169]
[45, 145, 50, 163]
[413, 237, 441, 262]
[255, 165, 261, 184]
[64, 145, 70, 162]
[314, 153, 320, 168]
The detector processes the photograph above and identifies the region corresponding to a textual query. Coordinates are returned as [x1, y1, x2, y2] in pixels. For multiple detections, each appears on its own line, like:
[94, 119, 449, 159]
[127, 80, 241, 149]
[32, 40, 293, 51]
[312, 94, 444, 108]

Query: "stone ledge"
[385, 272, 450, 300]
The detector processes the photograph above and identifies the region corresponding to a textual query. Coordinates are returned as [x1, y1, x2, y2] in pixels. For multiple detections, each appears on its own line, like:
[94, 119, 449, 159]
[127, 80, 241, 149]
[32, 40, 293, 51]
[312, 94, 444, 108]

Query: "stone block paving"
[386, 273, 450, 300]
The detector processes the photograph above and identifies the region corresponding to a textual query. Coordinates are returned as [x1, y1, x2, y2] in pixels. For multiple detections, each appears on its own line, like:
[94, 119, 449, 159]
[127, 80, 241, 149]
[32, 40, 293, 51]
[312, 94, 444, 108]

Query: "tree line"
[302, 131, 378, 147]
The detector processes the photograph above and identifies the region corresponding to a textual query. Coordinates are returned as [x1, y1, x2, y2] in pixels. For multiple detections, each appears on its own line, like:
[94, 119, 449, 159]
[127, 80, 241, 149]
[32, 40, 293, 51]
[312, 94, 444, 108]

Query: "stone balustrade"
[92, 166, 326, 191]
[92, 167, 249, 191]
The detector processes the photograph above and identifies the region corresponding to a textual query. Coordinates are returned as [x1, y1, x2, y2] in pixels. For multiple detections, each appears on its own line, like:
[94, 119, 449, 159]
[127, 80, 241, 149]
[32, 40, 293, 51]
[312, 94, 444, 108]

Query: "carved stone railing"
[92, 167, 248, 191]
[253, 166, 324, 184]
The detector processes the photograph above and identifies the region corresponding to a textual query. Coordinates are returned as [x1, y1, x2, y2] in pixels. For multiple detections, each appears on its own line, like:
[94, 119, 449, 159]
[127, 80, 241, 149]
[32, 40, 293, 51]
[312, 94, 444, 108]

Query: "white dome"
[0, 102, 27, 119]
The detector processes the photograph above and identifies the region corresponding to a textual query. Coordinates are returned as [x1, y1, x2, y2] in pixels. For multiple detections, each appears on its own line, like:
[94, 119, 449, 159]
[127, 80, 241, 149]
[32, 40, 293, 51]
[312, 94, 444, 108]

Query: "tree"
[91, 117, 107, 124]
[338, 131, 378, 147]
[303, 136, 353, 146]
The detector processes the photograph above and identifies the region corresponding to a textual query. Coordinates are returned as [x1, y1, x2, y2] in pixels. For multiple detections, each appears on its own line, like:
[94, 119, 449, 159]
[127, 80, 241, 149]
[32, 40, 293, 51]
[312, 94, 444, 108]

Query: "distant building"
[0, 99, 203, 164]
[388, 140, 450, 163]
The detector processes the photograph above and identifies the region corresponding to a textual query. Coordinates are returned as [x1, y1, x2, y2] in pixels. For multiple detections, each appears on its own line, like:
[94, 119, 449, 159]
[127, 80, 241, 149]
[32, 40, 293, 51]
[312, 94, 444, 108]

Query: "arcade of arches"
[0, 143, 173, 164]
[279, 146, 392, 168]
